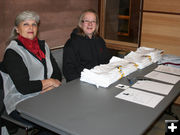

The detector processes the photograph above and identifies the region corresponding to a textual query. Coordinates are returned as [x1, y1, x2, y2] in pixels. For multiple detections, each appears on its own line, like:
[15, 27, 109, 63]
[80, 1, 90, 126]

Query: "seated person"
[0, 10, 62, 134]
[63, 9, 112, 82]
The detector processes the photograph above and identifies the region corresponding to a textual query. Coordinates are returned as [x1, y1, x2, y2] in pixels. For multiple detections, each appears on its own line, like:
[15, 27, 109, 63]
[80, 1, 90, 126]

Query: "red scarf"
[18, 35, 45, 61]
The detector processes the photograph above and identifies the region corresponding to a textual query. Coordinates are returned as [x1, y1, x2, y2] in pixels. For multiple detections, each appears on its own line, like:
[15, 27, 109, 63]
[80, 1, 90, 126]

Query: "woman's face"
[16, 19, 38, 40]
[80, 12, 96, 38]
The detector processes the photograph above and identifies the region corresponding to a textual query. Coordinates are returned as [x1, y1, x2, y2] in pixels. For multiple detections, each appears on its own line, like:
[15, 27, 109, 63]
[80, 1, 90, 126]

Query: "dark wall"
[0, 0, 98, 60]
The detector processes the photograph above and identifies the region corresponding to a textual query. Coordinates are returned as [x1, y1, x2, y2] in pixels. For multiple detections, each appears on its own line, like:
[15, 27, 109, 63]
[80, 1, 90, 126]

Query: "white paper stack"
[80, 47, 163, 87]
[136, 47, 163, 63]
[80, 68, 122, 88]
[124, 51, 152, 69]
[80, 56, 137, 88]
[93, 56, 137, 76]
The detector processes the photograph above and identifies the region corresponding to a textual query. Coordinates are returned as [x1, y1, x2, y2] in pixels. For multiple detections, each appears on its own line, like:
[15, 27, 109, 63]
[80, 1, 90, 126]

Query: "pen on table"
[126, 77, 152, 86]
[126, 77, 136, 85]
[137, 78, 151, 81]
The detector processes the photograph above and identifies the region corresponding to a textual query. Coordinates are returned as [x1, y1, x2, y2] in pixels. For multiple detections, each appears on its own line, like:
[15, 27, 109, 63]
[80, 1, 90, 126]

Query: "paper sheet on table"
[154, 65, 180, 76]
[115, 88, 164, 108]
[132, 80, 173, 95]
[145, 71, 180, 84]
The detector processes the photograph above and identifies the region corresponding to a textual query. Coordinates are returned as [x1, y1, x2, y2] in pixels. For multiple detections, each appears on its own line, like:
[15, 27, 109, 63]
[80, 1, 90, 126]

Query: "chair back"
[0, 64, 5, 135]
[0, 60, 5, 116]
[51, 48, 66, 83]
[0, 62, 34, 135]
[0, 73, 4, 113]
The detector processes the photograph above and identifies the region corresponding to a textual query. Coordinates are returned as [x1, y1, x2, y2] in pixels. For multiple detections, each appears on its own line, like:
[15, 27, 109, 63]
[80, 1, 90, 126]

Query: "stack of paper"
[124, 51, 152, 69]
[81, 68, 122, 88]
[136, 47, 163, 63]
[80, 47, 164, 87]
[93, 56, 138, 76]
[80, 56, 137, 88]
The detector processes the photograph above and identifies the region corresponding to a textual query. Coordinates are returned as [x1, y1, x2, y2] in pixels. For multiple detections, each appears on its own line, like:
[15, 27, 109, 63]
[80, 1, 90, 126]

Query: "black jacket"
[63, 28, 111, 82]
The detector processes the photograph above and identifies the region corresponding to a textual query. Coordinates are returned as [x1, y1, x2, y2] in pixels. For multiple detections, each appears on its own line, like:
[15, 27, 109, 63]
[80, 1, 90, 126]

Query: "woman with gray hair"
[63, 9, 112, 82]
[6, 10, 40, 45]
[1, 10, 61, 134]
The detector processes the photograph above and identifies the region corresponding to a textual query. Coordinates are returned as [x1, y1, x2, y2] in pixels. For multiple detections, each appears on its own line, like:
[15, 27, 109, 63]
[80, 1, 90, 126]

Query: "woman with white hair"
[1, 10, 62, 134]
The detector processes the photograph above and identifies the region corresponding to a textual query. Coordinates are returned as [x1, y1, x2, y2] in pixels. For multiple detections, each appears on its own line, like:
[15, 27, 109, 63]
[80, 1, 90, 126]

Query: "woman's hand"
[41, 78, 61, 93]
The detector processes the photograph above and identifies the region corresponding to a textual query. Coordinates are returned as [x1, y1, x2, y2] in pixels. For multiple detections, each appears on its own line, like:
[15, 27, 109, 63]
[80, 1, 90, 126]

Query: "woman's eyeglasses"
[82, 20, 96, 24]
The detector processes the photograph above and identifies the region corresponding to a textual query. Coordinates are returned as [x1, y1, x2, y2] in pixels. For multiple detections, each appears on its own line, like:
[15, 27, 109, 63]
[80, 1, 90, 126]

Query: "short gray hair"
[6, 10, 40, 45]
[14, 10, 40, 27]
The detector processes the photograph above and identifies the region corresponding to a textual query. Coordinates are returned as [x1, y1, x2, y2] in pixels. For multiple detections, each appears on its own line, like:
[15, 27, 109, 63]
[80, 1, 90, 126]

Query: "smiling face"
[16, 19, 38, 40]
[80, 12, 97, 39]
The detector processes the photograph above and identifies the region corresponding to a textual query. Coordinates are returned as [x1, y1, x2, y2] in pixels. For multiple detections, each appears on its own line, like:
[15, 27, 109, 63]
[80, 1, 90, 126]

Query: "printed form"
[145, 71, 180, 84]
[115, 65, 180, 108]
[132, 80, 173, 95]
[154, 65, 180, 76]
[115, 88, 164, 108]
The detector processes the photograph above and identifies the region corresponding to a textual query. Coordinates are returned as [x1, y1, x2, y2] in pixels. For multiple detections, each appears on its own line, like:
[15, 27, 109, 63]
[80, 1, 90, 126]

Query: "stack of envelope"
[124, 51, 152, 69]
[124, 47, 163, 69]
[80, 56, 137, 88]
[136, 47, 163, 63]
[80, 47, 163, 88]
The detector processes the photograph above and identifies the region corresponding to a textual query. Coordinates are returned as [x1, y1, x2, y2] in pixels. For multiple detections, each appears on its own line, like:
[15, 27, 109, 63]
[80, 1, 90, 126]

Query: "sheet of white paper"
[132, 80, 173, 95]
[145, 71, 180, 84]
[115, 88, 164, 108]
[154, 65, 180, 76]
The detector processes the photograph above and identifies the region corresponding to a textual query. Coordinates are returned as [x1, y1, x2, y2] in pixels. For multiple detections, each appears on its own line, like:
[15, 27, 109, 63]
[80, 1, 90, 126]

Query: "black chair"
[0, 71, 34, 135]
[165, 104, 179, 120]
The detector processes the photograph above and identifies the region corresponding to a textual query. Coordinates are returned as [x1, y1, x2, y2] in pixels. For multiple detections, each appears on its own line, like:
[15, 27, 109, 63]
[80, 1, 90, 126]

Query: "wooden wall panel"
[143, 0, 180, 13]
[0, 0, 98, 60]
[141, 12, 180, 56]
